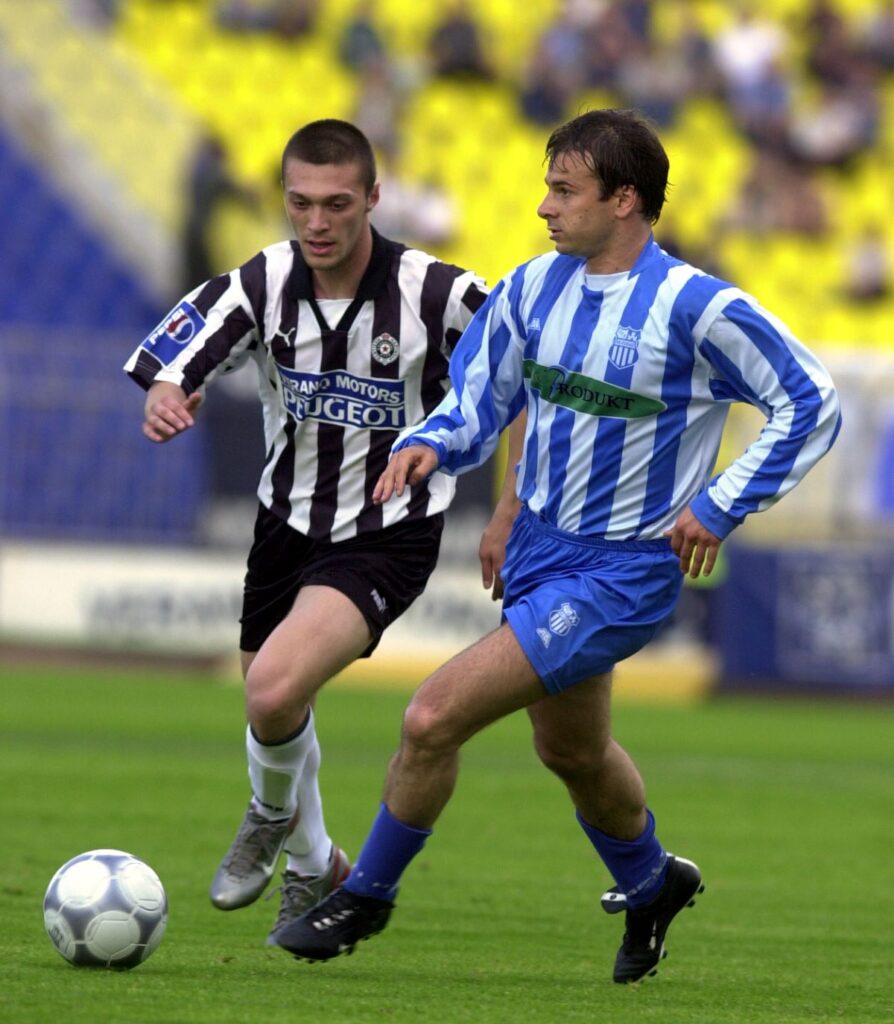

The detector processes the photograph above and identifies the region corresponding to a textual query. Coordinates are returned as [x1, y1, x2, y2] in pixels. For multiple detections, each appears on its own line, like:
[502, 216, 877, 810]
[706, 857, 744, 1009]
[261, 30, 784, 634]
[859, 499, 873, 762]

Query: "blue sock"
[576, 809, 668, 908]
[343, 803, 431, 902]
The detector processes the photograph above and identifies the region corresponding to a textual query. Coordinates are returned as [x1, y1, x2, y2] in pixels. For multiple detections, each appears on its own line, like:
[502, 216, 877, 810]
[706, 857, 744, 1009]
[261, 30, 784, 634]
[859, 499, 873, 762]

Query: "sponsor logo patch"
[141, 301, 206, 366]
[276, 366, 407, 430]
[523, 360, 666, 419]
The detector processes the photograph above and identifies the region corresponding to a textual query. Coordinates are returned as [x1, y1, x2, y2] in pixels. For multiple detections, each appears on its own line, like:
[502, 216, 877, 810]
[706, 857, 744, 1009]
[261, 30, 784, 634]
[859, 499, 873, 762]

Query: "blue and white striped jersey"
[398, 238, 841, 541]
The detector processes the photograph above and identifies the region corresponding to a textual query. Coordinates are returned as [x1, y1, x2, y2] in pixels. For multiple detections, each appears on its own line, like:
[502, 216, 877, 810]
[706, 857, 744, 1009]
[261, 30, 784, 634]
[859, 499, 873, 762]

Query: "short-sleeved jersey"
[398, 237, 841, 542]
[125, 229, 488, 542]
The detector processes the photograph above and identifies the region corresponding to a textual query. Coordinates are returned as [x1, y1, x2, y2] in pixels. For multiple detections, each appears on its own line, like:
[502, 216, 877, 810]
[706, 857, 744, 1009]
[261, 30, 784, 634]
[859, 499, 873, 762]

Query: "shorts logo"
[142, 301, 206, 365]
[608, 325, 642, 370]
[370, 588, 388, 614]
[372, 333, 399, 366]
[537, 627, 552, 648]
[548, 602, 580, 637]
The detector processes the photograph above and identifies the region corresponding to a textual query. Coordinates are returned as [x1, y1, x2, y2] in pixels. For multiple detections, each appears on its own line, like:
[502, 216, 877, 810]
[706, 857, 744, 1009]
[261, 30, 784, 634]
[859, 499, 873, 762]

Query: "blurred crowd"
[68, 0, 894, 299]
[334, 0, 891, 298]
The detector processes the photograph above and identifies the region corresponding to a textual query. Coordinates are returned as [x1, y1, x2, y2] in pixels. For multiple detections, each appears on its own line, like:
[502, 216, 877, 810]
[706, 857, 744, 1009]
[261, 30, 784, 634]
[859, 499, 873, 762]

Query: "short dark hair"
[545, 109, 669, 223]
[281, 119, 377, 194]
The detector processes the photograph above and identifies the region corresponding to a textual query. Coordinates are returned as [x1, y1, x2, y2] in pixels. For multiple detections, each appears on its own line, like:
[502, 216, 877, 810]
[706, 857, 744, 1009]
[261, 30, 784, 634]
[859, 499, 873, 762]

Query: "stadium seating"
[2, 0, 893, 548]
[106, 0, 893, 347]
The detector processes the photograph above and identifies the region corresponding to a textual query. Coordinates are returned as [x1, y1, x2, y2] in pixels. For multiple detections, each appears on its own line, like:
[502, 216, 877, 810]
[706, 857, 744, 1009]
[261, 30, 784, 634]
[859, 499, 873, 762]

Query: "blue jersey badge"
[142, 301, 206, 366]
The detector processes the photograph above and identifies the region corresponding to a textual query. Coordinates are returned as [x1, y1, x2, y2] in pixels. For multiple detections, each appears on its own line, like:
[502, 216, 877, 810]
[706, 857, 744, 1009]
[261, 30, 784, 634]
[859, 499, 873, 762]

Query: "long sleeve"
[690, 296, 842, 538]
[393, 276, 528, 474]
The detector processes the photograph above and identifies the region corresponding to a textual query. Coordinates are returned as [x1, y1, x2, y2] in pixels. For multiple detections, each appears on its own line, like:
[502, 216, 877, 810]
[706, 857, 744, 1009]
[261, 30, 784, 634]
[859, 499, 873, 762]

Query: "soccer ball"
[43, 849, 168, 969]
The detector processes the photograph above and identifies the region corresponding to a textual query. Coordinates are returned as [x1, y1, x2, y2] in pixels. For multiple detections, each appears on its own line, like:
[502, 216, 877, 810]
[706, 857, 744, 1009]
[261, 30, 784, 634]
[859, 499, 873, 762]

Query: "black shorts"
[239, 503, 444, 655]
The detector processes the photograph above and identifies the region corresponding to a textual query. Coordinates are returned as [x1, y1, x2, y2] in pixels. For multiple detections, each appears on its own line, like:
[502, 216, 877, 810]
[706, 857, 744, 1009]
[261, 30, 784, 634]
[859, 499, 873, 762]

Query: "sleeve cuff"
[392, 435, 447, 467]
[689, 491, 740, 540]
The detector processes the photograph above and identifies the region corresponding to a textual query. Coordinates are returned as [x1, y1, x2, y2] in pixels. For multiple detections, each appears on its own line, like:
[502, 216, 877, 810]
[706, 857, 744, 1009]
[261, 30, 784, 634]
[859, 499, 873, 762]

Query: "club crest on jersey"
[548, 602, 580, 637]
[372, 333, 399, 366]
[608, 325, 642, 370]
[142, 301, 206, 366]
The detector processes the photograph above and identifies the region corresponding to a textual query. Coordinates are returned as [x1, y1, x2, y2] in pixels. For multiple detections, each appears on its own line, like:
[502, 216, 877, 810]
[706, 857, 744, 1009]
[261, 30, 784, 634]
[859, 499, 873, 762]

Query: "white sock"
[245, 713, 316, 819]
[283, 724, 333, 878]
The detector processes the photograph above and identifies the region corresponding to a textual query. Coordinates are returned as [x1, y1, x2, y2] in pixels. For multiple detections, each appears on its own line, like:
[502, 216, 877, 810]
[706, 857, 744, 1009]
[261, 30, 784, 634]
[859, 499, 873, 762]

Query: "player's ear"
[615, 184, 639, 218]
[368, 182, 380, 212]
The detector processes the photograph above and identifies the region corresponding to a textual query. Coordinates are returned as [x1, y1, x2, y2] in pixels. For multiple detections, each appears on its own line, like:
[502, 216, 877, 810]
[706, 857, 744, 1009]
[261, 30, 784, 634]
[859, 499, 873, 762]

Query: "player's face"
[283, 158, 379, 272]
[537, 152, 618, 267]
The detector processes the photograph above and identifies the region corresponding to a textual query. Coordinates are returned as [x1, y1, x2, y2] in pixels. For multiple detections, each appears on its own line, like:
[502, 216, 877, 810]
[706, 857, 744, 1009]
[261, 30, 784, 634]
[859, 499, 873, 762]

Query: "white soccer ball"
[43, 849, 168, 969]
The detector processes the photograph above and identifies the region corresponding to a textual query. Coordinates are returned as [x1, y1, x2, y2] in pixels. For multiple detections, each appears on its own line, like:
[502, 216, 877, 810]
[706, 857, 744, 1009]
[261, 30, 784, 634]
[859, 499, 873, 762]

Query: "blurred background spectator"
[181, 133, 259, 293]
[428, 0, 495, 81]
[216, 0, 318, 38]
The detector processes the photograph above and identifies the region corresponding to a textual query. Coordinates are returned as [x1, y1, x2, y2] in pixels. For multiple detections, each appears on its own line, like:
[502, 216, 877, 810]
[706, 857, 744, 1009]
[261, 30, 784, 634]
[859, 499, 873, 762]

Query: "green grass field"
[2, 663, 892, 1024]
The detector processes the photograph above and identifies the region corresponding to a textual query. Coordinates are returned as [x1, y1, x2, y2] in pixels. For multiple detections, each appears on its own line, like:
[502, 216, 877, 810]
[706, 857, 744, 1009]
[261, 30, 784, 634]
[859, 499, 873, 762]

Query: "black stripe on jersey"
[418, 260, 468, 414]
[269, 416, 297, 522]
[307, 329, 350, 540]
[460, 279, 488, 317]
[180, 260, 262, 393]
[239, 252, 268, 346]
[267, 268, 308, 518]
[181, 307, 256, 394]
[357, 249, 404, 534]
[192, 273, 230, 317]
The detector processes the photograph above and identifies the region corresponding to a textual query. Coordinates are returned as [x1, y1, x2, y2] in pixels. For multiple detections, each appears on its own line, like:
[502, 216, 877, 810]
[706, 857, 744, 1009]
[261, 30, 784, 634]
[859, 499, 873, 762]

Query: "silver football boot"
[210, 804, 294, 910]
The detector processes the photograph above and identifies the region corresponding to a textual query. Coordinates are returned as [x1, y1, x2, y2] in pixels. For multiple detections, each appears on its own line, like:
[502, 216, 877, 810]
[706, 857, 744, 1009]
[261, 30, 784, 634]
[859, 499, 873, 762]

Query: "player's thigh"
[527, 671, 614, 757]
[405, 623, 547, 748]
[246, 585, 373, 702]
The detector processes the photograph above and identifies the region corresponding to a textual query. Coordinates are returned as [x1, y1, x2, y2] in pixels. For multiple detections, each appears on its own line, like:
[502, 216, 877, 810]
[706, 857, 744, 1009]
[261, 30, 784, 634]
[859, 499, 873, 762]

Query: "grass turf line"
[1, 665, 892, 1024]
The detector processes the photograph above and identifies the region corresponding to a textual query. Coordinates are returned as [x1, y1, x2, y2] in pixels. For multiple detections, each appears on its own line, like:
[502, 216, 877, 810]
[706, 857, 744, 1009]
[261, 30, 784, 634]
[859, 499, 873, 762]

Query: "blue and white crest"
[608, 325, 641, 371]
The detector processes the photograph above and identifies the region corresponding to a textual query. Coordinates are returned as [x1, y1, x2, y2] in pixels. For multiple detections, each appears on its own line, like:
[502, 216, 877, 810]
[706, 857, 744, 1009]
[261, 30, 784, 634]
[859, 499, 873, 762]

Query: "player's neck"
[312, 226, 373, 300]
[585, 226, 652, 276]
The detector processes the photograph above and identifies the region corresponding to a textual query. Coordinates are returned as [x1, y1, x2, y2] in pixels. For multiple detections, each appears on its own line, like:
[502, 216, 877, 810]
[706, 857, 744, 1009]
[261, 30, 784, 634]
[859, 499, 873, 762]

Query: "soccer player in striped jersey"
[124, 120, 488, 942]
[274, 109, 842, 982]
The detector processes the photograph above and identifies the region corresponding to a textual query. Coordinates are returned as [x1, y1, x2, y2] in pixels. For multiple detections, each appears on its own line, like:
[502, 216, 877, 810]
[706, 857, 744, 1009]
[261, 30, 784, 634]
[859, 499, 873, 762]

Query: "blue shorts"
[501, 507, 683, 694]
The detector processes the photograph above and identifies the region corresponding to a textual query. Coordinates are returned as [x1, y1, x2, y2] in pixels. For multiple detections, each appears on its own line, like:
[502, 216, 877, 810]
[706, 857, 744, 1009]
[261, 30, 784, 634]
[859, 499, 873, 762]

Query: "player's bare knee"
[401, 697, 460, 756]
[533, 732, 609, 782]
[244, 665, 295, 731]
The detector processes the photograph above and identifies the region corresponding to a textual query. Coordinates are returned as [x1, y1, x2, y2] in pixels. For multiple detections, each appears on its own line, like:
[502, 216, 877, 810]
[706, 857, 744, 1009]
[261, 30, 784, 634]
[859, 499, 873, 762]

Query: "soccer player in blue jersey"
[272, 109, 842, 983]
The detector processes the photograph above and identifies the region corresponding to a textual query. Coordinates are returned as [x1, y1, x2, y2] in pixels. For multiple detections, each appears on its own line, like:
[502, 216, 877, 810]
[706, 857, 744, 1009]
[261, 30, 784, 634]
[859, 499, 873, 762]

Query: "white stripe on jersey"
[398, 238, 840, 541]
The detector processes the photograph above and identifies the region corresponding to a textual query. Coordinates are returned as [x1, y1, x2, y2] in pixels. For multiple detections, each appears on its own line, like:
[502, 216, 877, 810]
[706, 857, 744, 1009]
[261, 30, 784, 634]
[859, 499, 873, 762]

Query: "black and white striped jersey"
[125, 229, 489, 542]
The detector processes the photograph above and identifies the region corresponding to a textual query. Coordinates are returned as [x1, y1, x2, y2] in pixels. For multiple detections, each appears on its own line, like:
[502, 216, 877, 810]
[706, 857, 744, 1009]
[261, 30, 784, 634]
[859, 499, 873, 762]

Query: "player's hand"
[373, 445, 440, 504]
[664, 507, 721, 579]
[143, 384, 203, 443]
[478, 499, 520, 601]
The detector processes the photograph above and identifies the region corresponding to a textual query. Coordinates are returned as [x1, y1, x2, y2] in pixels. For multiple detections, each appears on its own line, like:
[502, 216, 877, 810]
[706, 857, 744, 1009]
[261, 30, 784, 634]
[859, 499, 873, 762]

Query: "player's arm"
[686, 298, 841, 544]
[479, 410, 525, 599]
[142, 381, 203, 444]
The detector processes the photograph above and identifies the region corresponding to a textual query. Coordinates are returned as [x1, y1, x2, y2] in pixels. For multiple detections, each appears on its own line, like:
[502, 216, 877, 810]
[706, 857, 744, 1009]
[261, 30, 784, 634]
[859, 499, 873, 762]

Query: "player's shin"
[246, 710, 316, 818]
[577, 808, 668, 907]
[282, 729, 333, 877]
